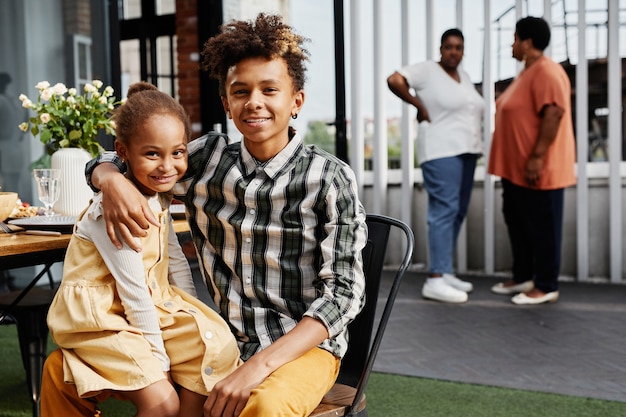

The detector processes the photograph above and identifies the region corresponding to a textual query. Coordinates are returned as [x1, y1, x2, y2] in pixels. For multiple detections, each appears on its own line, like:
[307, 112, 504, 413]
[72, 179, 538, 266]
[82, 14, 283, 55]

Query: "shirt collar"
[239, 129, 303, 179]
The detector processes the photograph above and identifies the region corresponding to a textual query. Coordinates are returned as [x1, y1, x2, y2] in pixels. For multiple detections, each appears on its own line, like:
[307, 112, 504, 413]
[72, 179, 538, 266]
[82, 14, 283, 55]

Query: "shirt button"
[150, 282, 157, 289]
[205, 331, 213, 339]
[249, 209, 255, 215]
[204, 367, 213, 376]
[245, 237, 251, 243]
[246, 278, 251, 284]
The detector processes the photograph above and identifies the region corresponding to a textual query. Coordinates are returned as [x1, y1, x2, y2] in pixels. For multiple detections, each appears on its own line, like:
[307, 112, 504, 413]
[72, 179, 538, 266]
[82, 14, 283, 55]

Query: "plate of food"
[8, 200, 46, 219]
[9, 215, 77, 233]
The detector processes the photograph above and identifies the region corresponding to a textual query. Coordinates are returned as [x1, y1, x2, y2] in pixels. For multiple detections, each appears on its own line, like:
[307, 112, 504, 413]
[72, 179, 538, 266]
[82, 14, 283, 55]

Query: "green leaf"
[40, 129, 52, 143]
[68, 129, 82, 140]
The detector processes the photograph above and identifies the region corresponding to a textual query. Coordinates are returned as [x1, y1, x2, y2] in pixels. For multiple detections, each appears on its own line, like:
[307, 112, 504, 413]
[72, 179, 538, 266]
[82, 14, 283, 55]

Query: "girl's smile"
[116, 113, 188, 196]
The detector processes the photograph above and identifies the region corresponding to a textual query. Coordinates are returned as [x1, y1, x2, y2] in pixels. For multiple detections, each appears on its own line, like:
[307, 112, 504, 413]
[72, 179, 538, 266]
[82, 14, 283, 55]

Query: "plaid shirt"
[90, 131, 367, 360]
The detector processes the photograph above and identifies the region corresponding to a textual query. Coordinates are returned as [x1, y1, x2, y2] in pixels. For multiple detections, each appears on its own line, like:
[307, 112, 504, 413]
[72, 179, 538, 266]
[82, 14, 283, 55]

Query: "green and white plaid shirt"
[90, 130, 367, 360]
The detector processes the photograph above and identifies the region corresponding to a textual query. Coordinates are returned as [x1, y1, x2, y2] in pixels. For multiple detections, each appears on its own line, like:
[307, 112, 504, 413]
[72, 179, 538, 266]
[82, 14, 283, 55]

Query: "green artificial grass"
[366, 372, 626, 417]
[1, 324, 625, 416]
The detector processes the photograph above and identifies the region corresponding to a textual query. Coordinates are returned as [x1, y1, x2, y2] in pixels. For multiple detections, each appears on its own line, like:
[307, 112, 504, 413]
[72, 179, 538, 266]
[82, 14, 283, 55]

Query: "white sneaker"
[443, 274, 473, 293]
[422, 279, 468, 303]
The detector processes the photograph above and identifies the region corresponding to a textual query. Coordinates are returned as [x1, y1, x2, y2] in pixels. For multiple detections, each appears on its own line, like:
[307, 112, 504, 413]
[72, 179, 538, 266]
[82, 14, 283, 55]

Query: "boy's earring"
[291, 113, 298, 120]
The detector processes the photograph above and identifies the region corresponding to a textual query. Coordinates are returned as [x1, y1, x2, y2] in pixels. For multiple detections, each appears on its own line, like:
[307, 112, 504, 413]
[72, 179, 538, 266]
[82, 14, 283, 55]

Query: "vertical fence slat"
[576, 0, 590, 282]
[608, 0, 622, 283]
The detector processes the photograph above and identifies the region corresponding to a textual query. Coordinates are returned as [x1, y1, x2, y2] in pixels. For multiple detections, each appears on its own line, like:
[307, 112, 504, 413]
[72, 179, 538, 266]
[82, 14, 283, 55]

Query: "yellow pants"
[41, 347, 340, 417]
[240, 347, 340, 417]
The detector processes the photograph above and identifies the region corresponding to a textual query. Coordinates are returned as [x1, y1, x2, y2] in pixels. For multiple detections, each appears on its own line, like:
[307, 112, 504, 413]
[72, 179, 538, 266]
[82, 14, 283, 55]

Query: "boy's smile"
[222, 56, 304, 162]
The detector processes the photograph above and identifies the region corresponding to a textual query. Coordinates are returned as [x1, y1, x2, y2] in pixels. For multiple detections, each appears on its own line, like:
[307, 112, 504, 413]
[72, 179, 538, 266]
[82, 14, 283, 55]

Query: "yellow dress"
[47, 201, 241, 398]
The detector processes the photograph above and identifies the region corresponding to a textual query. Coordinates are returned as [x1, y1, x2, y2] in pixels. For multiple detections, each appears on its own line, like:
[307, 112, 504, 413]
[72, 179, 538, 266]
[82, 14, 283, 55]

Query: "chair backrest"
[337, 214, 414, 415]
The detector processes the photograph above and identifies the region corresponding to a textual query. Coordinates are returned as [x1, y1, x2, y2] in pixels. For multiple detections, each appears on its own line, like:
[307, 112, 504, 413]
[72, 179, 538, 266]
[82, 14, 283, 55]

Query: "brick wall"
[176, 0, 203, 138]
[62, 0, 91, 36]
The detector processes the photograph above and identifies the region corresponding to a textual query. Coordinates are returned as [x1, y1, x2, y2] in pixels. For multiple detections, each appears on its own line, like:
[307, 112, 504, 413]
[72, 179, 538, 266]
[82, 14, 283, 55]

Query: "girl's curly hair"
[201, 13, 310, 96]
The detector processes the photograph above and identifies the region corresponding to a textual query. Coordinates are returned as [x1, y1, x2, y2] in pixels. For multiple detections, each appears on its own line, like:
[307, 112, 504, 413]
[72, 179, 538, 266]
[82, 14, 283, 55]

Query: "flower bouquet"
[18, 80, 122, 157]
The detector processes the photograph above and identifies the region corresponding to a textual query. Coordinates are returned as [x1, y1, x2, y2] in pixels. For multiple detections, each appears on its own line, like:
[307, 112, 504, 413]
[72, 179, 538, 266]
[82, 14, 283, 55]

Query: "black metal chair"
[310, 213, 415, 417]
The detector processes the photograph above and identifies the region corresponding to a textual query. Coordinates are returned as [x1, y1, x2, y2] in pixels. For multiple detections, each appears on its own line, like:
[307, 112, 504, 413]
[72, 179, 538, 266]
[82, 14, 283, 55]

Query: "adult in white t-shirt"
[387, 28, 484, 304]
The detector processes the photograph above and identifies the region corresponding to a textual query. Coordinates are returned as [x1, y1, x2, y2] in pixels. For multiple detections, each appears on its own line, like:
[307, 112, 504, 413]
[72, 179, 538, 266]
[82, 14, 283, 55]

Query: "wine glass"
[33, 169, 61, 217]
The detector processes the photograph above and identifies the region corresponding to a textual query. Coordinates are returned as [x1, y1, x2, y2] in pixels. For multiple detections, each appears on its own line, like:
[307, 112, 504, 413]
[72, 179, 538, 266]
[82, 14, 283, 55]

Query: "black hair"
[201, 13, 310, 96]
[441, 28, 464, 45]
[516, 16, 551, 51]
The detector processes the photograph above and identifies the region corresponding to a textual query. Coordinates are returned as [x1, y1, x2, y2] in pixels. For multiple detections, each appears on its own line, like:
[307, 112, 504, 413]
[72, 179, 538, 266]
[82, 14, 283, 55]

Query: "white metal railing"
[352, 0, 624, 283]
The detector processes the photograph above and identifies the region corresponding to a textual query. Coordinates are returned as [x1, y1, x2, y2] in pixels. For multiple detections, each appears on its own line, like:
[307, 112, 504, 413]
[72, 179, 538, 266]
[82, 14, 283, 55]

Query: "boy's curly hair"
[201, 13, 310, 96]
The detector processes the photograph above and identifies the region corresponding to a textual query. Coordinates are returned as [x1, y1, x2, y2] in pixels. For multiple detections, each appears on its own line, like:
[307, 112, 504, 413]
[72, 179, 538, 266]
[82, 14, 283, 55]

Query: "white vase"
[51, 148, 94, 216]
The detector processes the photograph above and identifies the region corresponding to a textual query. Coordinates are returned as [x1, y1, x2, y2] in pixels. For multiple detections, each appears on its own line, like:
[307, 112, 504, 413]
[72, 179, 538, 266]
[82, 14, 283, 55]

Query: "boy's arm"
[86, 153, 159, 251]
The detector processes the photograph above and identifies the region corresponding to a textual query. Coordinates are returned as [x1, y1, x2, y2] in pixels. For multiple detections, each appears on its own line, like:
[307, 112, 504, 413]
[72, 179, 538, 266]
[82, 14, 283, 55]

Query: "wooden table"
[0, 232, 71, 268]
[0, 219, 190, 417]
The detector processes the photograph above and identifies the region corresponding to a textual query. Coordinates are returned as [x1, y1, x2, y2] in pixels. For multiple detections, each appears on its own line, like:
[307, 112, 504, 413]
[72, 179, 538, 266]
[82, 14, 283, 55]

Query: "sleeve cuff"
[85, 151, 126, 193]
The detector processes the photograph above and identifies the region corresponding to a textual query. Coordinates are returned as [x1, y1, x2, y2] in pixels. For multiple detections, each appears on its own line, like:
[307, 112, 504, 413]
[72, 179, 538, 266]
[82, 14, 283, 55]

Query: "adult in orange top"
[488, 16, 576, 305]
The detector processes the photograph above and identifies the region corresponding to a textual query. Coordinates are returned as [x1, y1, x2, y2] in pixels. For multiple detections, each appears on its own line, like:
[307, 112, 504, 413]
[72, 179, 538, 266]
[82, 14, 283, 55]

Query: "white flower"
[18, 122, 28, 132]
[40, 88, 53, 101]
[36, 81, 50, 90]
[103, 86, 114, 97]
[84, 83, 97, 94]
[40, 113, 51, 123]
[21, 98, 32, 109]
[99, 96, 107, 104]
[92, 80, 103, 89]
[66, 96, 76, 104]
[52, 83, 68, 95]
[68, 88, 77, 96]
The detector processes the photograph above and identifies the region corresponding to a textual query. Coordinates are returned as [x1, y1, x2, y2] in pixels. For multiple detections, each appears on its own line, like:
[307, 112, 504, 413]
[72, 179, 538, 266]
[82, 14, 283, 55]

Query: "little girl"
[44, 82, 241, 417]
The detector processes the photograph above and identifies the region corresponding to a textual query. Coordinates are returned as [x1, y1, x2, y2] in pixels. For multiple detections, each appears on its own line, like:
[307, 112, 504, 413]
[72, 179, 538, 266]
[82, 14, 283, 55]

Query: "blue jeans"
[421, 154, 478, 275]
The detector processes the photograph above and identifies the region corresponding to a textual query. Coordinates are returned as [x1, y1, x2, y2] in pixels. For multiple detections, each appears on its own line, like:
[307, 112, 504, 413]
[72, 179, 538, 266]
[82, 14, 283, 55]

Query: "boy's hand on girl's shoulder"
[100, 175, 159, 251]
